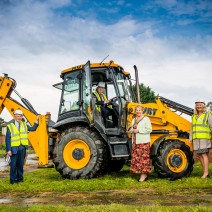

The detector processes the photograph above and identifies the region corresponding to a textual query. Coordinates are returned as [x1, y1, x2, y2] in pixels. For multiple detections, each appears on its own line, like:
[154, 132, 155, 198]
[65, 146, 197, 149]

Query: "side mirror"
[106, 70, 112, 81]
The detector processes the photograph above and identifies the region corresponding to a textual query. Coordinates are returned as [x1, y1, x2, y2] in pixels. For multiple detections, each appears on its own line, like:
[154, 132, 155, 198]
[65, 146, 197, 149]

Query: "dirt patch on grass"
[0, 189, 211, 207]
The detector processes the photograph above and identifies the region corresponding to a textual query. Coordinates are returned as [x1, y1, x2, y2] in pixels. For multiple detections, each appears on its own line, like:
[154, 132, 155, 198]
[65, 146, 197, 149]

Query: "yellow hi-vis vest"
[7, 122, 28, 147]
[192, 112, 211, 140]
[93, 91, 112, 112]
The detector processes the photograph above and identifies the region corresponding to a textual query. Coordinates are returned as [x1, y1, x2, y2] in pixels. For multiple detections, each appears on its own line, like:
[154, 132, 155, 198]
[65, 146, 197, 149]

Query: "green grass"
[0, 163, 211, 210]
[0, 162, 211, 193]
[0, 204, 211, 212]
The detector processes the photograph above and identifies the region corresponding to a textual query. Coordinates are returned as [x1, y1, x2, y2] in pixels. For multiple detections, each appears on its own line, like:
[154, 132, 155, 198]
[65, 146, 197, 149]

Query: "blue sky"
[0, 0, 211, 121]
[58, 0, 212, 36]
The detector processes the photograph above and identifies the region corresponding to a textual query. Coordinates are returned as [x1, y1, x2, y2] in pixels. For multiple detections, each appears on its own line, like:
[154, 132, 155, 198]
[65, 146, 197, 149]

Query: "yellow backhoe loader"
[0, 61, 194, 180]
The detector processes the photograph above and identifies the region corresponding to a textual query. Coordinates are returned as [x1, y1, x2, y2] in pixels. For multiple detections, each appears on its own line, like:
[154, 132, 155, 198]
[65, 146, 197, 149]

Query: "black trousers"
[10, 146, 26, 184]
[101, 106, 118, 127]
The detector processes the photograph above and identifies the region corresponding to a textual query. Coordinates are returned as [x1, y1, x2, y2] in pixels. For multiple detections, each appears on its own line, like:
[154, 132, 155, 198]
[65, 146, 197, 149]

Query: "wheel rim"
[63, 139, 91, 169]
[166, 149, 187, 173]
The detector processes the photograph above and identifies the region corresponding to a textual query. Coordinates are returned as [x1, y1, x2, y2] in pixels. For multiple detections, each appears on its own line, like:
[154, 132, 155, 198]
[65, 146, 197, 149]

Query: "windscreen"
[108, 70, 133, 103]
[59, 71, 80, 114]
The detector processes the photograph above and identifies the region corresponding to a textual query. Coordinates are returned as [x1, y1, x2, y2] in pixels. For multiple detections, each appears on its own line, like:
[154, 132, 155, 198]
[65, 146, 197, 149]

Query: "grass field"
[0, 205, 210, 212]
[0, 162, 211, 211]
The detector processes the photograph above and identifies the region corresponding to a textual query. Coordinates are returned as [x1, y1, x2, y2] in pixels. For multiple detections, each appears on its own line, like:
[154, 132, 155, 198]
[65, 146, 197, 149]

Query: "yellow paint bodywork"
[61, 60, 193, 155]
[61, 60, 124, 75]
[0, 76, 49, 165]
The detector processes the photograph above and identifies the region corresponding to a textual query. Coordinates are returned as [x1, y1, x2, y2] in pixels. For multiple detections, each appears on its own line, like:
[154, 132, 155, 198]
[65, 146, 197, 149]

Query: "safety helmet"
[195, 99, 205, 105]
[97, 82, 105, 88]
[14, 109, 23, 115]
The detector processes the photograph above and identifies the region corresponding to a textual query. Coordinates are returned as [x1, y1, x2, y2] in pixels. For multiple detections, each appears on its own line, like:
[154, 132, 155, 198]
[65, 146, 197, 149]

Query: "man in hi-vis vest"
[189, 100, 212, 179]
[5, 109, 39, 184]
[93, 82, 118, 127]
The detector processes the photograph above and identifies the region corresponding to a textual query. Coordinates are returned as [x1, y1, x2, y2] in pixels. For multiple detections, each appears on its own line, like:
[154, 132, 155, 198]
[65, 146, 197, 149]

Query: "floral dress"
[130, 119, 151, 174]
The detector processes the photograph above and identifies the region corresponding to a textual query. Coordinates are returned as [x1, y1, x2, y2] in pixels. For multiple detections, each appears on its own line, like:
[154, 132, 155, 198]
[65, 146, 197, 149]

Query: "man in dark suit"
[5, 109, 39, 184]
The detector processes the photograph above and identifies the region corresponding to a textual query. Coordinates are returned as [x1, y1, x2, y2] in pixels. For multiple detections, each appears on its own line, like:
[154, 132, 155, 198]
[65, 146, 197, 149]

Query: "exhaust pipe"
[134, 65, 141, 103]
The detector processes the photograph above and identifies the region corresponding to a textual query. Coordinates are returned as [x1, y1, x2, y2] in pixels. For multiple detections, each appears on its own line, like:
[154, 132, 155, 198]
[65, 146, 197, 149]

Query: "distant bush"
[0, 144, 6, 150]
[0, 144, 6, 157]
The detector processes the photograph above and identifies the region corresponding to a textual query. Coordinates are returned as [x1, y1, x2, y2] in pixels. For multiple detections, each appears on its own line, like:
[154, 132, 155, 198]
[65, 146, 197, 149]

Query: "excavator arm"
[0, 74, 49, 165]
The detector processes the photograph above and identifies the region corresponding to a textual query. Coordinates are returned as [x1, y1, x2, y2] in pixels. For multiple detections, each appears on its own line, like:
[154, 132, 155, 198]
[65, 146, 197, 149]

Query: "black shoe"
[10, 181, 17, 184]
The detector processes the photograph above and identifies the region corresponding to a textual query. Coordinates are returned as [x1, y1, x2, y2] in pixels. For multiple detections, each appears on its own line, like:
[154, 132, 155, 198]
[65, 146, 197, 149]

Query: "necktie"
[99, 94, 104, 101]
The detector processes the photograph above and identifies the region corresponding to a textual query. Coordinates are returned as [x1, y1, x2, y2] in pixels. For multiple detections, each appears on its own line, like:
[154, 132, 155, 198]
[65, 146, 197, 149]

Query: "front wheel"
[53, 126, 107, 179]
[153, 140, 194, 180]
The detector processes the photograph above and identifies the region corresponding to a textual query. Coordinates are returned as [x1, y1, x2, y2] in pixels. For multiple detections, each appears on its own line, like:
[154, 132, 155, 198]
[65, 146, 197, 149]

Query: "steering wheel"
[110, 97, 118, 102]
[110, 96, 126, 103]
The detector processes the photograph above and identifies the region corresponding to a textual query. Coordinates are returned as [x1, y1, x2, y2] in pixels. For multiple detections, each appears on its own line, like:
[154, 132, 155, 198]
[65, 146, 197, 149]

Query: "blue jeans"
[10, 146, 26, 184]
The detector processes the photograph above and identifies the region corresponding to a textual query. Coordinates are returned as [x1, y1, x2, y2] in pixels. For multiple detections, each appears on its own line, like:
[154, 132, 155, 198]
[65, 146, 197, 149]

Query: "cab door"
[82, 61, 93, 124]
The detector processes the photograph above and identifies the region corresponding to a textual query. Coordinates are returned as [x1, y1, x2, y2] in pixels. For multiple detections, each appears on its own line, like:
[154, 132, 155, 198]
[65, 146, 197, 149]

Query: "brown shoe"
[201, 174, 210, 179]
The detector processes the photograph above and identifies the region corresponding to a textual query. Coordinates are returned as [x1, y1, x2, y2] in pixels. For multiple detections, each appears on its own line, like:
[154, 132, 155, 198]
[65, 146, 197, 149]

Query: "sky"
[0, 0, 211, 122]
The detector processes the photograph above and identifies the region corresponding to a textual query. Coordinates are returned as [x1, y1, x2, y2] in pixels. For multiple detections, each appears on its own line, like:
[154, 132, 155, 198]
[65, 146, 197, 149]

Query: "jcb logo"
[143, 107, 157, 116]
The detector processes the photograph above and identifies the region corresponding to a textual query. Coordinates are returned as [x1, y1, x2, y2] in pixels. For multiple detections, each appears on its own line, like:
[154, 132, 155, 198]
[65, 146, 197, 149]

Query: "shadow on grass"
[35, 165, 165, 183]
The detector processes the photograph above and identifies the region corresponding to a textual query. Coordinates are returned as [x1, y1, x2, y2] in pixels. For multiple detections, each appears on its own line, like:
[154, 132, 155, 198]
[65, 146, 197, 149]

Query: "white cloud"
[0, 1, 211, 122]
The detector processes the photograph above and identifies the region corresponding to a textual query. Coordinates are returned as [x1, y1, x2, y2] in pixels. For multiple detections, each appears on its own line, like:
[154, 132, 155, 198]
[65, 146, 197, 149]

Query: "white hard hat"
[14, 109, 23, 115]
[97, 82, 105, 88]
[195, 99, 205, 105]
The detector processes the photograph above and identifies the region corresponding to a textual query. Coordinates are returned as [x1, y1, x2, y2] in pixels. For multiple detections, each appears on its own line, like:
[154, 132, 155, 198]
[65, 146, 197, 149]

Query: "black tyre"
[153, 140, 194, 180]
[53, 126, 107, 179]
[105, 160, 125, 173]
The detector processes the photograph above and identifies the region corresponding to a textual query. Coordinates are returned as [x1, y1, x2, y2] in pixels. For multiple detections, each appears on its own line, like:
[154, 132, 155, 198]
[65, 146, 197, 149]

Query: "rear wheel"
[153, 140, 194, 180]
[53, 126, 107, 179]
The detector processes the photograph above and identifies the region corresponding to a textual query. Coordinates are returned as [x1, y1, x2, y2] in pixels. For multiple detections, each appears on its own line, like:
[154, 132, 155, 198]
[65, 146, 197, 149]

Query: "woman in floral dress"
[129, 105, 152, 182]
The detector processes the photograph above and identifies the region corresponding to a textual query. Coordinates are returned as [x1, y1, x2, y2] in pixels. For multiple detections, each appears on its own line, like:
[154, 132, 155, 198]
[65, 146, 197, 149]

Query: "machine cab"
[53, 61, 134, 132]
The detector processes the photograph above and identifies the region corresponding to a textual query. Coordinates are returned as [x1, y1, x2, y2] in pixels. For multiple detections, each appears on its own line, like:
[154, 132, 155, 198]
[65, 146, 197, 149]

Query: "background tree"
[132, 83, 156, 103]
[206, 102, 212, 112]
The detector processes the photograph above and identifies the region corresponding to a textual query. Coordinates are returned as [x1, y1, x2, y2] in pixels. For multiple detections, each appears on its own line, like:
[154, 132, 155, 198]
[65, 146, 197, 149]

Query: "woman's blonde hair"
[194, 103, 207, 114]
[135, 105, 144, 112]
